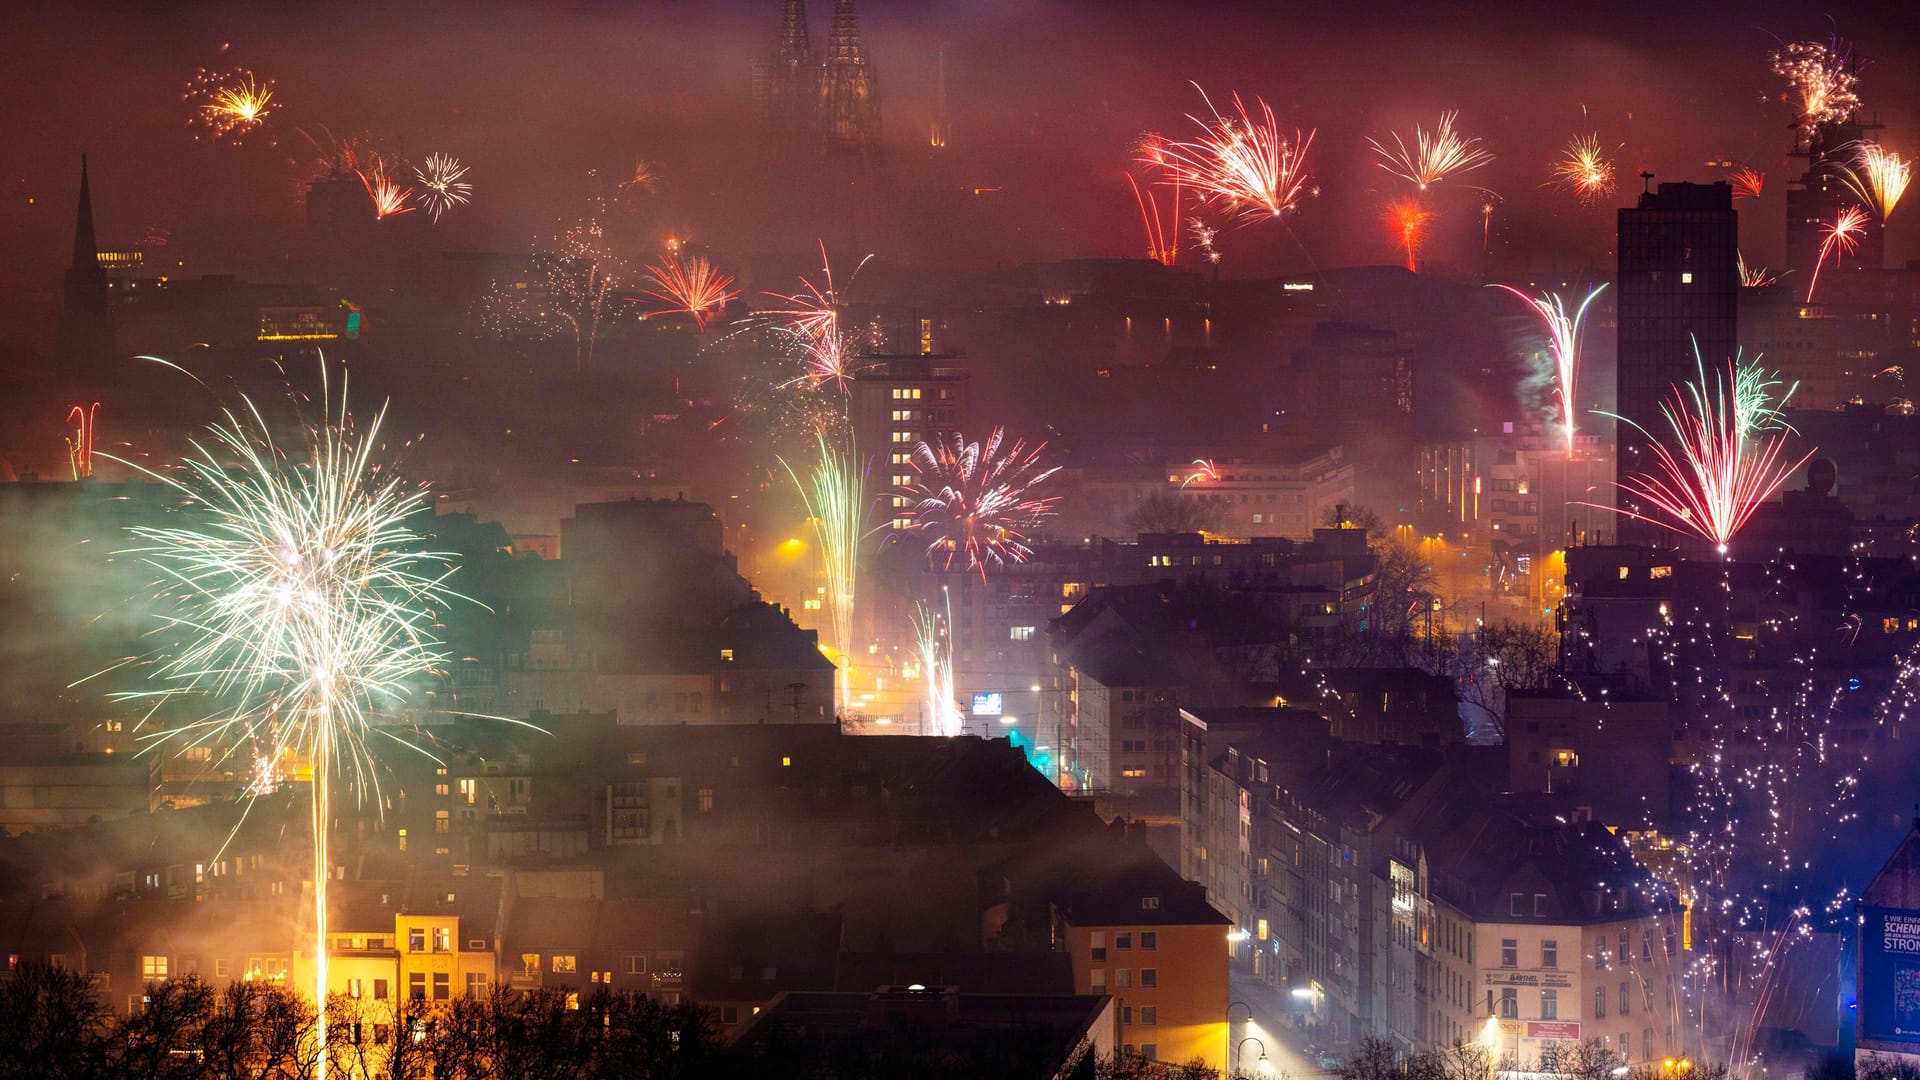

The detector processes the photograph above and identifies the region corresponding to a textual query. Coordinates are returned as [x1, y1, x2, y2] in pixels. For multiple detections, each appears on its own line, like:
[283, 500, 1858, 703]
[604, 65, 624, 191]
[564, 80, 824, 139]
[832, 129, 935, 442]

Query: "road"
[1229, 969, 1338, 1080]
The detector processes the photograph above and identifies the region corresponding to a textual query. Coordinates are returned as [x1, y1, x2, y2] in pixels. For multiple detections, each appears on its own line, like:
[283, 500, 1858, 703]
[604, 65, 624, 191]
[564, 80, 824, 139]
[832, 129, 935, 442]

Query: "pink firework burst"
[1152, 83, 1315, 225]
[899, 427, 1062, 579]
[358, 167, 415, 219]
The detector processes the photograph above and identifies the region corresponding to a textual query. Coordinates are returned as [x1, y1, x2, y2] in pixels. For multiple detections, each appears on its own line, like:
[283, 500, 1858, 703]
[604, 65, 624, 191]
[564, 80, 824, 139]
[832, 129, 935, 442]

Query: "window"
[1141, 1044, 1158, 1061]
[347, 978, 363, 1000]
[1619, 932, 1631, 965]
[142, 955, 168, 979]
[1140, 968, 1157, 988]
[625, 954, 647, 974]
[1542, 989, 1558, 1019]
[374, 979, 388, 1001]
[1594, 985, 1606, 1018]
[409, 973, 427, 1001]
[408, 928, 426, 952]
[434, 927, 452, 953]
[1595, 938, 1607, 968]
[1643, 1028, 1654, 1061]
[1141, 897, 1160, 911]
[1141, 1006, 1158, 1026]
[1620, 982, 1630, 1014]
[1642, 937, 1652, 962]
[1499, 988, 1518, 1019]
[521, 953, 540, 976]
[1141, 932, 1157, 951]
[433, 972, 451, 1001]
[215, 959, 230, 978]
[435, 810, 450, 833]
[1534, 893, 1549, 916]
[1091, 931, 1106, 963]
[1115, 968, 1131, 989]
[1010, 626, 1036, 642]
[1510, 892, 1524, 916]
[1501, 939, 1517, 967]
[1116, 932, 1132, 951]
[373, 1024, 391, 1046]
[1091, 968, 1106, 990]
[698, 788, 714, 812]
[552, 955, 577, 973]
[1543, 940, 1558, 968]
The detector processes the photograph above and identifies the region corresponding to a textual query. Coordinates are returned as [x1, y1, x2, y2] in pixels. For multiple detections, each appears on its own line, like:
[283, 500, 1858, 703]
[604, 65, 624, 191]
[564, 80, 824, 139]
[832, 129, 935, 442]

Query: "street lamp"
[1237, 1036, 1272, 1078]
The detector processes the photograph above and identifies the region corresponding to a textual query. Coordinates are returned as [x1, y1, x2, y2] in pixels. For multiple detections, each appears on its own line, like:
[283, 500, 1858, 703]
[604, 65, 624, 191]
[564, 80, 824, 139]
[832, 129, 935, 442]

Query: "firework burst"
[640, 251, 739, 330]
[358, 167, 415, 219]
[1840, 143, 1910, 222]
[1805, 206, 1869, 303]
[185, 67, 276, 143]
[1598, 351, 1815, 551]
[757, 242, 871, 391]
[1491, 283, 1607, 459]
[1181, 459, 1220, 489]
[1729, 168, 1765, 200]
[910, 592, 960, 737]
[66, 403, 99, 481]
[103, 369, 472, 1078]
[412, 153, 472, 223]
[1383, 198, 1434, 273]
[1187, 217, 1221, 265]
[1153, 84, 1314, 225]
[1367, 110, 1493, 190]
[1770, 37, 1861, 133]
[1549, 134, 1615, 205]
[780, 430, 873, 712]
[1737, 251, 1780, 289]
[898, 428, 1061, 580]
[1732, 354, 1800, 436]
[619, 159, 659, 195]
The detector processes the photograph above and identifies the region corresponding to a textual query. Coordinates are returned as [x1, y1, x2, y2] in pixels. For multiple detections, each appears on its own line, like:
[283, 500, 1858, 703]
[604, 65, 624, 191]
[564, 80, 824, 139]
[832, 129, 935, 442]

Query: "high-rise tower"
[56, 154, 115, 377]
[1785, 120, 1887, 282]
[819, 0, 880, 158]
[1615, 181, 1738, 546]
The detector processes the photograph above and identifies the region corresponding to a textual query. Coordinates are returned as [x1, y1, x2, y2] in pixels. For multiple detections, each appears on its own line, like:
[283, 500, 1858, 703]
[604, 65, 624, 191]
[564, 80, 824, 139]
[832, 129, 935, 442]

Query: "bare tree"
[119, 976, 216, 1078]
[0, 962, 114, 1080]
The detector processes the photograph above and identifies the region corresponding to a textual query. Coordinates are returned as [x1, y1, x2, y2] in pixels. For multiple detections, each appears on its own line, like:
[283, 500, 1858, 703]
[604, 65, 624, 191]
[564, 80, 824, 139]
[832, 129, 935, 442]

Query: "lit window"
[142, 955, 168, 978]
[552, 955, 577, 973]
[698, 787, 714, 812]
[1681, 272, 1693, 284]
[1650, 565, 1673, 579]
[1010, 626, 1036, 641]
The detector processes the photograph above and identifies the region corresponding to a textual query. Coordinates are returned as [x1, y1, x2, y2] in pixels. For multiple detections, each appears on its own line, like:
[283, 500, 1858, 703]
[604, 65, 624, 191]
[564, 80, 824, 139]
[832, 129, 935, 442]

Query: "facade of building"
[849, 354, 969, 530]
[1616, 182, 1738, 544]
[1061, 878, 1229, 1070]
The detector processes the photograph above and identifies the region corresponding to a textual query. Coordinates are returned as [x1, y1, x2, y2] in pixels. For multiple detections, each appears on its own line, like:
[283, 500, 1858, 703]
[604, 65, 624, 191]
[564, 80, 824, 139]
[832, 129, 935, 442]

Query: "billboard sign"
[970, 692, 1003, 716]
[1861, 906, 1920, 1046]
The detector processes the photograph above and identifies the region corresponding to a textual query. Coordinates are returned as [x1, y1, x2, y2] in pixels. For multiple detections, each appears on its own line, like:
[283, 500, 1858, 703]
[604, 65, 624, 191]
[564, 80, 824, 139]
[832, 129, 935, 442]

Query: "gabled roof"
[1863, 821, 1920, 909]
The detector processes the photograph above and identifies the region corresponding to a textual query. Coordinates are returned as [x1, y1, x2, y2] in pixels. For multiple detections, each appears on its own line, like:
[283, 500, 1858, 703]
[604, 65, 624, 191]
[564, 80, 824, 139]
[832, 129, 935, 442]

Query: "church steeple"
[57, 153, 115, 376]
[819, 0, 879, 157]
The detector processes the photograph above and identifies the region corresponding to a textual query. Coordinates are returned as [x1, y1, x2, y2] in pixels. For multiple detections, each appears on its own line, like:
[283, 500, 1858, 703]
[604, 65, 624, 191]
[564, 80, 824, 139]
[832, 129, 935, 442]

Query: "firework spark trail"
[358, 167, 416, 219]
[640, 252, 740, 330]
[1126, 173, 1180, 266]
[1482, 198, 1495, 253]
[779, 430, 873, 713]
[1549, 134, 1615, 205]
[1737, 251, 1780, 289]
[899, 427, 1061, 581]
[1770, 37, 1861, 133]
[757, 242, 872, 391]
[1841, 143, 1910, 222]
[1729, 168, 1765, 200]
[1491, 283, 1608, 459]
[619, 159, 659, 195]
[1153, 84, 1314, 225]
[1367, 110, 1493, 190]
[1383, 198, 1434, 273]
[66, 403, 99, 480]
[1596, 352, 1816, 551]
[99, 369, 472, 1079]
[412, 153, 472, 223]
[1180, 459, 1219, 489]
[185, 68, 276, 143]
[1804, 206, 1869, 303]
[1187, 217, 1221, 265]
[911, 591, 960, 736]
[1732, 355, 1800, 436]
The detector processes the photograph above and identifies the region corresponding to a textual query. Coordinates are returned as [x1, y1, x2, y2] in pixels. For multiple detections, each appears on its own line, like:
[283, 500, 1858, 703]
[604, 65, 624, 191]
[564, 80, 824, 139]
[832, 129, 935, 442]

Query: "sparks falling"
[1153, 84, 1314, 225]
[358, 167, 416, 219]
[1737, 251, 1780, 289]
[1732, 355, 1800, 436]
[759, 242, 871, 391]
[106, 371, 465, 1080]
[1367, 110, 1493, 190]
[899, 427, 1062, 580]
[1770, 37, 1862, 133]
[910, 593, 960, 737]
[1729, 168, 1765, 200]
[1181, 459, 1220, 489]
[1383, 199, 1434, 273]
[1841, 143, 1910, 222]
[65, 403, 99, 481]
[1491, 283, 1608, 459]
[412, 152, 472, 223]
[185, 67, 276, 143]
[1126, 172, 1180, 266]
[640, 252, 740, 330]
[781, 430, 871, 713]
[1549, 134, 1615, 205]
[1600, 353, 1816, 552]
[1805, 205, 1869, 304]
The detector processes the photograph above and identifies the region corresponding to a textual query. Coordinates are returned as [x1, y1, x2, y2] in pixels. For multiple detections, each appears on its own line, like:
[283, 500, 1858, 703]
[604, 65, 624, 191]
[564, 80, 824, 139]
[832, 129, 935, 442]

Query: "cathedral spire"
[71, 153, 100, 271]
[820, 0, 879, 157]
[57, 152, 115, 375]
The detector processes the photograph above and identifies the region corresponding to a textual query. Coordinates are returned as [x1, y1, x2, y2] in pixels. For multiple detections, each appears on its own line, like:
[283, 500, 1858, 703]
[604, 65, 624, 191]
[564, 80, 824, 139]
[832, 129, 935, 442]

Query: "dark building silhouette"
[1615, 182, 1738, 544]
[55, 154, 114, 379]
